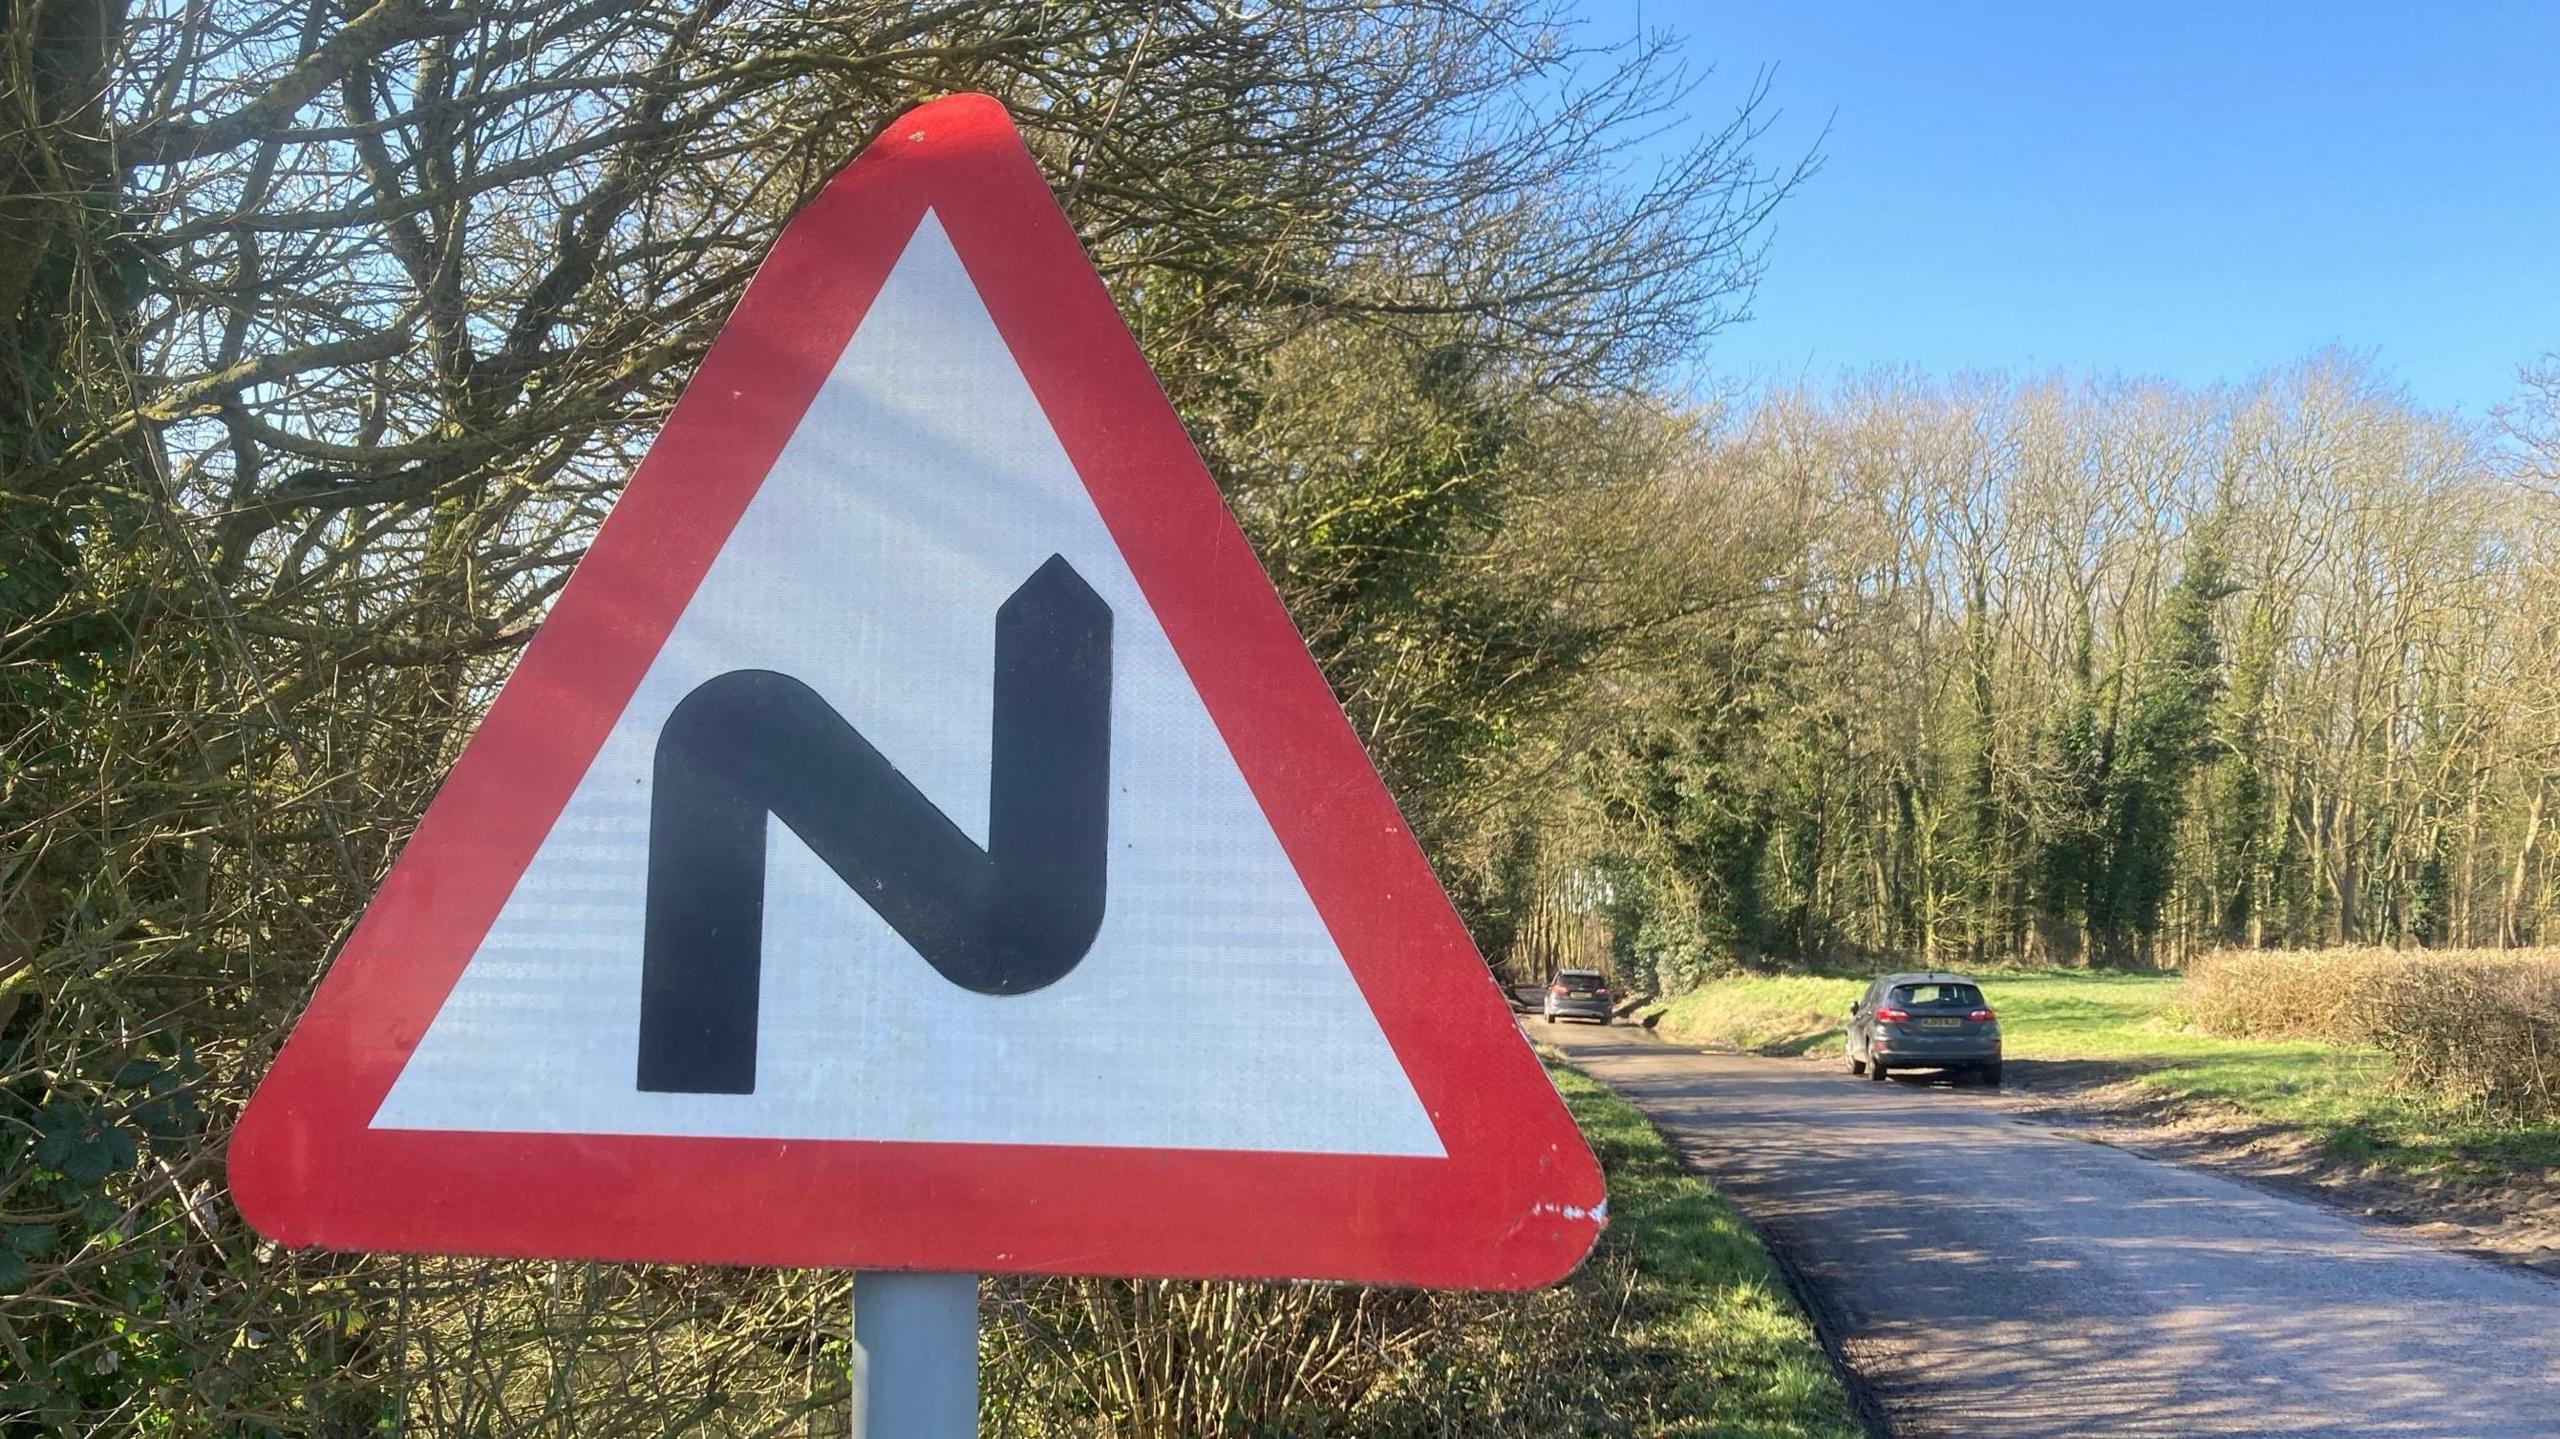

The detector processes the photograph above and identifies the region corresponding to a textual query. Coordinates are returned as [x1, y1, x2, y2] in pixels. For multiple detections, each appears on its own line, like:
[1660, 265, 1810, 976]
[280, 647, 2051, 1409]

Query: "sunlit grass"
[1641, 969, 2560, 1180]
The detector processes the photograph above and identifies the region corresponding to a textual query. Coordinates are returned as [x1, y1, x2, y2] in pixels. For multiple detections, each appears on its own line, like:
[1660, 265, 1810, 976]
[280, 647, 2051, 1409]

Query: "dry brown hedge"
[2188, 948, 2560, 1123]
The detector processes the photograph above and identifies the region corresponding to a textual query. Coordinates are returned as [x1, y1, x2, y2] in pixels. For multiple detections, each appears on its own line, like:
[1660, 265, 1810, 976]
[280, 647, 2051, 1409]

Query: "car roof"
[1877, 972, 1982, 987]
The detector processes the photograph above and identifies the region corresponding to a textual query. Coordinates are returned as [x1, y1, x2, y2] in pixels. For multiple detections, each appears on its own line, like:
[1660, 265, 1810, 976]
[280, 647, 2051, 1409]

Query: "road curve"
[1541, 1021, 2560, 1439]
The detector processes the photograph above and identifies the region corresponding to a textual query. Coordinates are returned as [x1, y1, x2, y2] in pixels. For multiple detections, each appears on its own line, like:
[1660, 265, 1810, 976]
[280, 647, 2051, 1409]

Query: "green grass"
[1542, 1055, 1863, 1438]
[1642, 970, 2560, 1182]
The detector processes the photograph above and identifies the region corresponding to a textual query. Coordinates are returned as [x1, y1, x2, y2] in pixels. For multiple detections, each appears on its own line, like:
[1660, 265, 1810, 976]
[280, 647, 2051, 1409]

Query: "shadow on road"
[1544, 1025, 2560, 1439]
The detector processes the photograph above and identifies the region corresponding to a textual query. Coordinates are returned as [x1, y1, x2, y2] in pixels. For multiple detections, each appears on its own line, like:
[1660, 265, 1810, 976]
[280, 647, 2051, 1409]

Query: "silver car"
[1846, 973, 2001, 1084]
[1542, 969, 1615, 1024]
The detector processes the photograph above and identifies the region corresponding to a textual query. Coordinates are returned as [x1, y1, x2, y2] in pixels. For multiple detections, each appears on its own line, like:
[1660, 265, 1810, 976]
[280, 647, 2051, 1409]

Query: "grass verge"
[1640, 971, 2560, 1183]
[1536, 1054, 1864, 1439]
[984, 1055, 1868, 1437]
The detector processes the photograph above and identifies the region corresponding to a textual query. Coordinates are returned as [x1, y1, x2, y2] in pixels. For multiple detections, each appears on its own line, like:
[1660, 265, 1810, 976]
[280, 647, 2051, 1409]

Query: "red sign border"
[228, 94, 1603, 1290]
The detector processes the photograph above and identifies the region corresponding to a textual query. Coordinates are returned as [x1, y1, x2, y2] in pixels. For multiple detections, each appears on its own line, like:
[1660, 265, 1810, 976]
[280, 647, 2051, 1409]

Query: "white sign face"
[371, 213, 1442, 1159]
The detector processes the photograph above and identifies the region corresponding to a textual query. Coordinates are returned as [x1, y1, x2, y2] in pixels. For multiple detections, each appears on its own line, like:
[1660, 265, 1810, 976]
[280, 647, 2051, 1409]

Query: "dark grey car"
[1846, 972, 2001, 1084]
[1542, 968, 1615, 1024]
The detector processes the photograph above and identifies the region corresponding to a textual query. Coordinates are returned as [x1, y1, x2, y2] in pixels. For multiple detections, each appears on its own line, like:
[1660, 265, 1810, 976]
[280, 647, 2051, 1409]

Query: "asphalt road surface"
[1541, 1020, 2560, 1439]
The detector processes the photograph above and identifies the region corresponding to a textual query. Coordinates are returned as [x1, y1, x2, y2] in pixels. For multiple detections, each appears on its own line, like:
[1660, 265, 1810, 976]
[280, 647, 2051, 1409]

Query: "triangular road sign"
[230, 94, 1603, 1289]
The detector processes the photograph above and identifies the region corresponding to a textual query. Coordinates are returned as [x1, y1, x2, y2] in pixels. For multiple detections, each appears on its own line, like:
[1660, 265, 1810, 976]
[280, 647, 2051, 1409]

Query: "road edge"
[1547, 1029, 1898, 1439]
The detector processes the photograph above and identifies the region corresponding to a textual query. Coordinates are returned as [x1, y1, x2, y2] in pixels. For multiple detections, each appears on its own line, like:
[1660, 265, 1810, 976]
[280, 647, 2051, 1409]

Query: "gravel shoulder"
[1542, 1020, 2560, 1439]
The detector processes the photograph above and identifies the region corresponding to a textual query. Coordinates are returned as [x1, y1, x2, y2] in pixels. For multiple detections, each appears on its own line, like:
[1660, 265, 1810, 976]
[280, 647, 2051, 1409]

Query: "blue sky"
[1580, 2, 2560, 414]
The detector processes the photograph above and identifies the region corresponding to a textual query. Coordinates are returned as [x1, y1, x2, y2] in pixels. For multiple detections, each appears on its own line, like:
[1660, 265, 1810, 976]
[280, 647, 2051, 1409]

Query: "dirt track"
[1543, 1021, 2560, 1439]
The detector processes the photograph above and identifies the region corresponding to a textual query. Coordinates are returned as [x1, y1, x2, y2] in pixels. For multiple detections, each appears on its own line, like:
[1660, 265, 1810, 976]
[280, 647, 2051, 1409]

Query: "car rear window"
[1556, 971, 1606, 986]
[1890, 983, 1984, 1008]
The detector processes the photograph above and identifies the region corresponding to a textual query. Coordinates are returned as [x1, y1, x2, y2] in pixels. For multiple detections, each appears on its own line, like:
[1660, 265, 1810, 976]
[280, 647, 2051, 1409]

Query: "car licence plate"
[1920, 1017, 1961, 1029]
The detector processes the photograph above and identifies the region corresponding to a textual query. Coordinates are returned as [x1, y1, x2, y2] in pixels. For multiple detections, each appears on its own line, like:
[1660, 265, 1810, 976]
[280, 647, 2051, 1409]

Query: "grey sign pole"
[849, 1272, 979, 1436]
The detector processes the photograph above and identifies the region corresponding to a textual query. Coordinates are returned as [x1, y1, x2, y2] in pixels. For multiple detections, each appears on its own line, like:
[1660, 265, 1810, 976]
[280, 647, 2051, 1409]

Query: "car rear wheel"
[1866, 1057, 1889, 1083]
[1980, 1061, 2002, 1086]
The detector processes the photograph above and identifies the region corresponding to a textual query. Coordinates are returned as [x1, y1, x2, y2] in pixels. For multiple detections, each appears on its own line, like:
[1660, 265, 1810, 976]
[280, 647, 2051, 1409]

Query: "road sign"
[229, 93, 1604, 1290]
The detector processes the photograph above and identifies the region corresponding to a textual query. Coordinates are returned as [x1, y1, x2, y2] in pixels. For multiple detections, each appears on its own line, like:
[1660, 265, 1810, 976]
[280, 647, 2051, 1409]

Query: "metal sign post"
[850, 1272, 979, 1436]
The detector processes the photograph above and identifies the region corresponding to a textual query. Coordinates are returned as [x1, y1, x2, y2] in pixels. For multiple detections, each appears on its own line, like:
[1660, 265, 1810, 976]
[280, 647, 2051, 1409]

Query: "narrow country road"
[1542, 1021, 2560, 1439]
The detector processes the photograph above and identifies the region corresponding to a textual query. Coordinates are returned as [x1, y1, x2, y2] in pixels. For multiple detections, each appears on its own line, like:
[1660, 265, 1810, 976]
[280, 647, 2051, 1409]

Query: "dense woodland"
[2, 0, 2554, 1432]
[1499, 359, 2560, 989]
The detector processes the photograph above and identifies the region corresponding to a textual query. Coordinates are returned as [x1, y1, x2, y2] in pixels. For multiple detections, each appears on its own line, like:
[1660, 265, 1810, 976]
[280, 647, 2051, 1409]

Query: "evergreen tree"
[2090, 539, 2233, 962]
[2205, 598, 2280, 945]
[2032, 616, 2109, 963]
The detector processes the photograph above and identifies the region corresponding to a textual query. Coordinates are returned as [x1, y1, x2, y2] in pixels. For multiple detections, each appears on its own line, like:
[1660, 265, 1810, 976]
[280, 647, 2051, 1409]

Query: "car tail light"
[1594, 986, 1612, 998]
[1969, 1008, 1996, 1022]
[1549, 982, 1569, 996]
[1874, 1007, 1911, 1023]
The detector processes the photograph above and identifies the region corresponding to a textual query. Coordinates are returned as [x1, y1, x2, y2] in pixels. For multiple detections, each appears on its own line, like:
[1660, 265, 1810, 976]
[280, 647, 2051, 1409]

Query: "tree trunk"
[2504, 779, 2549, 948]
